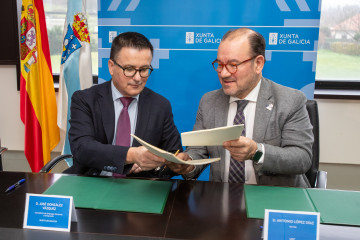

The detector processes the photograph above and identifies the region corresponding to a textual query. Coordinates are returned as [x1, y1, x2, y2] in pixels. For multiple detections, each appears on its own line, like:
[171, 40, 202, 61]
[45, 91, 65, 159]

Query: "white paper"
[132, 134, 220, 165]
[181, 125, 244, 146]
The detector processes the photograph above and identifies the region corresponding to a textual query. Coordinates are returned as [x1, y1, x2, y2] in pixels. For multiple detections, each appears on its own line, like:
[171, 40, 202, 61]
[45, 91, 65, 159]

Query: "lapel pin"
[266, 103, 273, 111]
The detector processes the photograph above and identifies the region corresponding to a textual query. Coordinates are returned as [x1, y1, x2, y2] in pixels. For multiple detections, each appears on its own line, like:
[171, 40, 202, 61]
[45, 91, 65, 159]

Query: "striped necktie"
[228, 100, 249, 183]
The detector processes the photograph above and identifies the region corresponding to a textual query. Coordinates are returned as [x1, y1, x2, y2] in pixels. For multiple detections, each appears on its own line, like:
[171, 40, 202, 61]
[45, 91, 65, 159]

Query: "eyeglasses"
[112, 59, 153, 78]
[212, 56, 257, 74]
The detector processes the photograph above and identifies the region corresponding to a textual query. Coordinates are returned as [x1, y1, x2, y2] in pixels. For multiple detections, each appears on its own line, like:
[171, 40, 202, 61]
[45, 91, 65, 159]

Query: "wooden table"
[0, 171, 359, 240]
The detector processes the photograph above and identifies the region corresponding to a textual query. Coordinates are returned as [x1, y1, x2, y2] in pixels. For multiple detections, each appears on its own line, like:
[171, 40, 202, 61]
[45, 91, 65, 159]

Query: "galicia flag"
[57, 0, 93, 166]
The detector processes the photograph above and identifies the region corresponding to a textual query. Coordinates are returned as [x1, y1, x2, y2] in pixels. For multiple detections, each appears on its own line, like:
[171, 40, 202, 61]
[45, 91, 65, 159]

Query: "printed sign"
[23, 193, 76, 232]
[264, 209, 320, 240]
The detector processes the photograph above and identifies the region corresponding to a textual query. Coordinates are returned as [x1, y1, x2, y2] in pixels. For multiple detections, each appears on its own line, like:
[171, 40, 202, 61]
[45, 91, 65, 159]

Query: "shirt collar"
[229, 78, 262, 104]
[111, 80, 140, 102]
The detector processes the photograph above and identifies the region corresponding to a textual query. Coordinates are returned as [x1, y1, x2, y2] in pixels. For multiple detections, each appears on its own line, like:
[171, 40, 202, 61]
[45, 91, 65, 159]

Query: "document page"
[132, 135, 220, 165]
[181, 125, 244, 146]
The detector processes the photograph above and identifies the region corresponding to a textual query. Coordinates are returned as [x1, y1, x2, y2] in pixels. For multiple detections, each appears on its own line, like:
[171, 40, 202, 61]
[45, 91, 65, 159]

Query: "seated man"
[66, 32, 182, 178]
[168, 28, 313, 187]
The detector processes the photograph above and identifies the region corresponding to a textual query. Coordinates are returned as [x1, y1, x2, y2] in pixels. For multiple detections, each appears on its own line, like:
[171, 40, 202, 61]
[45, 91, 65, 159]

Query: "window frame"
[314, 0, 360, 100]
[314, 80, 360, 99]
[52, 74, 98, 91]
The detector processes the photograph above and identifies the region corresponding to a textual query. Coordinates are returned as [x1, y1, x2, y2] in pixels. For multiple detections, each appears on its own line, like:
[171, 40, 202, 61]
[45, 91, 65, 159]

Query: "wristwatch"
[251, 143, 263, 162]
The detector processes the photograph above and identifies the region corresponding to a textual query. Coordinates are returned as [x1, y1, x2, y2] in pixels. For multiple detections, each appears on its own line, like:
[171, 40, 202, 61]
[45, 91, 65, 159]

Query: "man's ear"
[108, 59, 114, 76]
[254, 55, 265, 74]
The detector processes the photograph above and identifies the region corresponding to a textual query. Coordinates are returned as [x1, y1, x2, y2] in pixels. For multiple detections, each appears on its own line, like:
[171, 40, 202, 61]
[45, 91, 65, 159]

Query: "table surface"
[0, 171, 359, 240]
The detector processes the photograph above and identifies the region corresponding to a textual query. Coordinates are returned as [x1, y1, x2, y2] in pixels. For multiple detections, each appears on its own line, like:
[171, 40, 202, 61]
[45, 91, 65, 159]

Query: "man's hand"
[129, 163, 142, 174]
[165, 152, 195, 175]
[126, 146, 165, 171]
[223, 136, 257, 162]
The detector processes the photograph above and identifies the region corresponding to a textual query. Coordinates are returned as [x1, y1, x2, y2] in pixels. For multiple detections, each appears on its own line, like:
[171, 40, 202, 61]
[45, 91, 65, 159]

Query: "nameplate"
[264, 209, 320, 240]
[23, 193, 77, 232]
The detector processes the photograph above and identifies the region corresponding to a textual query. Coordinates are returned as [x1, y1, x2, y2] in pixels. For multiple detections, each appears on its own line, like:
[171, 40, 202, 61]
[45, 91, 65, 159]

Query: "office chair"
[39, 154, 73, 173]
[305, 99, 327, 188]
[0, 142, 7, 171]
[0, 147, 7, 171]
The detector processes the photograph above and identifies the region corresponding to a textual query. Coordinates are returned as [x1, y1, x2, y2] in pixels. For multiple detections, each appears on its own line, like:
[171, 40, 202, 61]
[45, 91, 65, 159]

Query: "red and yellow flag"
[20, 0, 60, 172]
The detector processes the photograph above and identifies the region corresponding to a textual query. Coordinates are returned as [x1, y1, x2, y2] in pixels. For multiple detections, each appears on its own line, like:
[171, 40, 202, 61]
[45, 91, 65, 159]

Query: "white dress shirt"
[111, 81, 139, 145]
[224, 79, 265, 184]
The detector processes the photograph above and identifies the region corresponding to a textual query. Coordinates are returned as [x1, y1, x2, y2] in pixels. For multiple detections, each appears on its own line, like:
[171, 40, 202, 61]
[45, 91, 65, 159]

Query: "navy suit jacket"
[66, 81, 182, 178]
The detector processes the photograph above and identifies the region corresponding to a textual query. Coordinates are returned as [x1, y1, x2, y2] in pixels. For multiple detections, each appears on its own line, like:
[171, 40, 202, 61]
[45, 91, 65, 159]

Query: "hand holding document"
[181, 125, 244, 146]
[131, 135, 220, 165]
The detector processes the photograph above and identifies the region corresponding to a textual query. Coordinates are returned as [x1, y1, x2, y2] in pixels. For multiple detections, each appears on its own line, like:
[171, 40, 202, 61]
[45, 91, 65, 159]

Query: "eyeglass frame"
[111, 59, 154, 78]
[211, 55, 258, 74]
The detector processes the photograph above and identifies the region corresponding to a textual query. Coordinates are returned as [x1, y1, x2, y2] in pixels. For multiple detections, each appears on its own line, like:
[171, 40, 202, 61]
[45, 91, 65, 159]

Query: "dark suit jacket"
[66, 81, 182, 178]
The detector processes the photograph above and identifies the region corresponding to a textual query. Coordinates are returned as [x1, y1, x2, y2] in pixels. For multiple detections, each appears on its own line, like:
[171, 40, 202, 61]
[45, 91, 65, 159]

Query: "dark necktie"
[228, 100, 249, 183]
[115, 97, 134, 146]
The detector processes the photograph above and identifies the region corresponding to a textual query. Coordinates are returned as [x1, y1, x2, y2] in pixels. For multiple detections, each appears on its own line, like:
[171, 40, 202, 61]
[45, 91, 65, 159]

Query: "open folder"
[181, 125, 244, 146]
[43, 176, 172, 214]
[131, 134, 220, 165]
[244, 185, 360, 226]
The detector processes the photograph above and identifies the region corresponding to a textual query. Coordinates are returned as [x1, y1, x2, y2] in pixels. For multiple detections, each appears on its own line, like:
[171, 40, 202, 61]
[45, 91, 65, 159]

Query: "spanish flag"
[20, 0, 60, 172]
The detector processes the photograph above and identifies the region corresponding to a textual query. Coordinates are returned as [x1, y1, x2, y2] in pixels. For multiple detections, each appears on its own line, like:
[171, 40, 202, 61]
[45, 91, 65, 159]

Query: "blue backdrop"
[97, 0, 321, 180]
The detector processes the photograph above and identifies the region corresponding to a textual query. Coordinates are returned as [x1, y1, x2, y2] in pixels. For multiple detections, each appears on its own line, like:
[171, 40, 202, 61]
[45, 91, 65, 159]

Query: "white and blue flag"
[58, 0, 93, 165]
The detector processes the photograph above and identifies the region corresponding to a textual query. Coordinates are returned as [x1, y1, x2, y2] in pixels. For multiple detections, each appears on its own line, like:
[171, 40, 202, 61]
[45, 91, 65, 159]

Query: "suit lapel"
[133, 88, 150, 146]
[253, 78, 273, 143]
[253, 78, 273, 180]
[98, 81, 116, 144]
[214, 91, 229, 128]
[214, 90, 229, 182]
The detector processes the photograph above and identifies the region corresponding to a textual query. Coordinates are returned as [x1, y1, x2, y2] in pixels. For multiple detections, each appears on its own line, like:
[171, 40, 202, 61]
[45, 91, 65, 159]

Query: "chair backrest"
[0, 138, 2, 171]
[40, 154, 73, 173]
[0, 139, 7, 171]
[305, 100, 320, 188]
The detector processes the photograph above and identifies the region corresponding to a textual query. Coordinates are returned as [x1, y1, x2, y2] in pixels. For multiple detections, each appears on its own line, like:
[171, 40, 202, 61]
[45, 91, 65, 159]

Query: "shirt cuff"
[182, 154, 197, 179]
[255, 143, 265, 165]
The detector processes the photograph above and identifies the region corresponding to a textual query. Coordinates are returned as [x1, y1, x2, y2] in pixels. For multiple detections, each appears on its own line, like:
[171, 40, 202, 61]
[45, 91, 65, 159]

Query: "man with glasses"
[66, 32, 182, 178]
[168, 28, 313, 187]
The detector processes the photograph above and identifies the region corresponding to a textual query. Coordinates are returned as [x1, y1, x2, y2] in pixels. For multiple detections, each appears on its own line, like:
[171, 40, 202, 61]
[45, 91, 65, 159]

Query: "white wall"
[0, 65, 63, 152]
[0, 65, 24, 150]
[317, 98, 360, 164]
[1, 65, 360, 165]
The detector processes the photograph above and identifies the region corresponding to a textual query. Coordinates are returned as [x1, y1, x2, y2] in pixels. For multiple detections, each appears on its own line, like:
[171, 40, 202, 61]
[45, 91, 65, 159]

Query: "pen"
[157, 150, 180, 172]
[5, 178, 25, 193]
[174, 150, 180, 156]
[160, 150, 180, 172]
